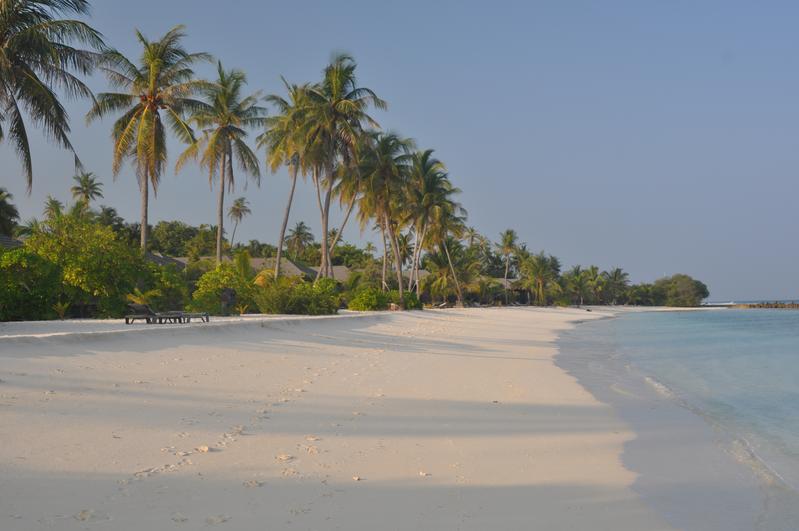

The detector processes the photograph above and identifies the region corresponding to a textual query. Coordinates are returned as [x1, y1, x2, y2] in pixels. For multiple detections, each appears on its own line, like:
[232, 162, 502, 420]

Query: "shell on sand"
[196, 445, 210, 453]
[352, 475, 362, 481]
[419, 471, 431, 477]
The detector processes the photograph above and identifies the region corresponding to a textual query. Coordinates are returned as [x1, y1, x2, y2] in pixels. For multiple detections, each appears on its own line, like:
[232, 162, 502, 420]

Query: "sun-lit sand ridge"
[0, 307, 673, 530]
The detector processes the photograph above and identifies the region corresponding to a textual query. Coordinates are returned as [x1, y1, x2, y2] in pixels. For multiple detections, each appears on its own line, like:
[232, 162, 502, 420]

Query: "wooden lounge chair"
[124, 304, 209, 325]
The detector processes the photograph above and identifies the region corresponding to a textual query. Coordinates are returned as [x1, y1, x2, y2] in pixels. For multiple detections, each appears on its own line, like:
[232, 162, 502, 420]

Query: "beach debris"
[205, 514, 230, 525]
[492, 400, 500, 404]
[294, 388, 305, 393]
[276, 453, 294, 462]
[73, 510, 109, 522]
[419, 471, 431, 477]
[305, 435, 321, 442]
[281, 467, 299, 477]
[352, 475, 363, 481]
[243, 479, 264, 488]
[196, 445, 210, 453]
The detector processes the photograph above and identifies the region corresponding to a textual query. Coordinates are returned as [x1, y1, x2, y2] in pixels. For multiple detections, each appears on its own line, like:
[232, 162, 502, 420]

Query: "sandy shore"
[0, 308, 674, 530]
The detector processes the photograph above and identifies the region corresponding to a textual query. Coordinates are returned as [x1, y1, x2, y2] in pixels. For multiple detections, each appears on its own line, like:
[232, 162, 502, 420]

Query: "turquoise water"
[612, 309, 799, 491]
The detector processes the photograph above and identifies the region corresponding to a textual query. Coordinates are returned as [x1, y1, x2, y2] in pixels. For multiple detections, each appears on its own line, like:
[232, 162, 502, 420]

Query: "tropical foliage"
[0, 0, 104, 190]
[87, 25, 209, 251]
[0, 7, 710, 320]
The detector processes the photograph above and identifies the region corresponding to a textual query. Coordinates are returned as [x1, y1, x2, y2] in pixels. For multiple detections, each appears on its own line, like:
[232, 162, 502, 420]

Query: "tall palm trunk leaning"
[177, 61, 266, 264]
[227, 197, 251, 248]
[87, 25, 209, 252]
[274, 158, 299, 277]
[259, 79, 312, 278]
[301, 54, 386, 279]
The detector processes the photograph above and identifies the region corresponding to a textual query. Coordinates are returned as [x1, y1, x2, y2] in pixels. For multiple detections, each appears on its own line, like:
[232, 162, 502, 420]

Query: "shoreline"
[0, 307, 675, 530]
[556, 312, 799, 530]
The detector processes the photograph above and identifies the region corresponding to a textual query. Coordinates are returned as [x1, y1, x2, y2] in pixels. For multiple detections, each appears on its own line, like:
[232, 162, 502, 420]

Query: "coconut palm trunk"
[412, 224, 427, 297]
[386, 215, 405, 307]
[380, 223, 389, 290]
[443, 240, 464, 307]
[328, 196, 356, 257]
[318, 185, 333, 279]
[140, 177, 149, 252]
[215, 150, 227, 264]
[504, 256, 510, 304]
[312, 168, 327, 280]
[274, 161, 298, 279]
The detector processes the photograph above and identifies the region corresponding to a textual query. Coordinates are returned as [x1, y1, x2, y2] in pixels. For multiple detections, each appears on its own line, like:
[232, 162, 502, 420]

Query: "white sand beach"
[0, 307, 676, 530]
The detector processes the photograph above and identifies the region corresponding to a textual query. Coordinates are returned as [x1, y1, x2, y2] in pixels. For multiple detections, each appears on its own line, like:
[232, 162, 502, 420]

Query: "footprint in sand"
[205, 514, 230, 525]
[74, 509, 111, 522]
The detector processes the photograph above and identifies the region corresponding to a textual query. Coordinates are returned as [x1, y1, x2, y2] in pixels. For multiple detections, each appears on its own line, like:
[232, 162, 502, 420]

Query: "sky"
[2, 0, 799, 301]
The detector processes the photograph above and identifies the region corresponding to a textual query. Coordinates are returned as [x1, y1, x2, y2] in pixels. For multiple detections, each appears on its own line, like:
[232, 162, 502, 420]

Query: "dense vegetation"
[0, 1, 709, 321]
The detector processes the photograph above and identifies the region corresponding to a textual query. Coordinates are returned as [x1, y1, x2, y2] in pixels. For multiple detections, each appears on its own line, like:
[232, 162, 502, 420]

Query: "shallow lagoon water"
[559, 309, 799, 530]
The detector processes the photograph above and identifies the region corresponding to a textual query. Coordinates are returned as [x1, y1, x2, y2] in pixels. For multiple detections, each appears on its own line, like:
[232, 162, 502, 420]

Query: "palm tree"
[521, 252, 561, 306]
[584, 265, 604, 304]
[465, 227, 480, 248]
[405, 150, 452, 296]
[357, 132, 414, 305]
[177, 61, 265, 263]
[286, 221, 314, 259]
[43, 195, 63, 219]
[425, 189, 468, 306]
[0, 0, 104, 191]
[259, 79, 311, 278]
[602, 267, 630, 305]
[227, 197, 251, 247]
[14, 217, 40, 238]
[87, 25, 209, 252]
[70, 171, 103, 204]
[564, 265, 589, 306]
[497, 229, 518, 304]
[302, 53, 386, 279]
[0, 188, 19, 236]
[396, 232, 414, 268]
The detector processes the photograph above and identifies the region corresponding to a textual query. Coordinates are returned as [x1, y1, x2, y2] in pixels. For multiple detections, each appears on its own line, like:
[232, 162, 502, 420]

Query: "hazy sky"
[2, 1, 798, 301]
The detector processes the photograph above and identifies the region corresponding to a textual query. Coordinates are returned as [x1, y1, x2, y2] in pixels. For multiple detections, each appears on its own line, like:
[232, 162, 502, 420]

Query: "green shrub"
[190, 263, 255, 315]
[348, 287, 389, 311]
[147, 263, 188, 311]
[0, 248, 62, 321]
[25, 213, 146, 317]
[253, 276, 339, 315]
[400, 291, 423, 310]
[392, 290, 423, 310]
